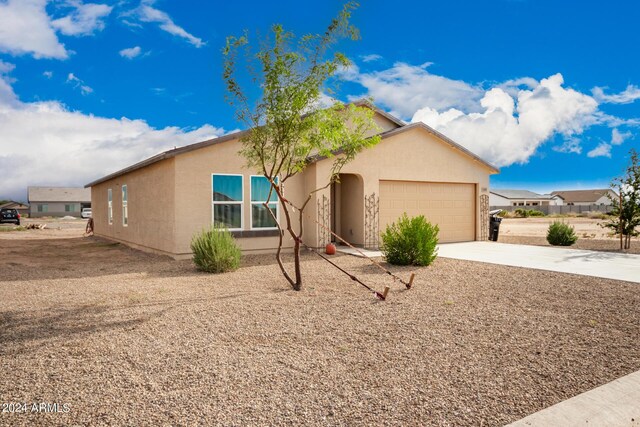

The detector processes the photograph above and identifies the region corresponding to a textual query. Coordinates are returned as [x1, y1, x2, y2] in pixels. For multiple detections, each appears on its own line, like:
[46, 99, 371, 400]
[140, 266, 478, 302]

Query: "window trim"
[249, 175, 280, 231]
[211, 173, 244, 231]
[122, 184, 128, 227]
[107, 188, 113, 225]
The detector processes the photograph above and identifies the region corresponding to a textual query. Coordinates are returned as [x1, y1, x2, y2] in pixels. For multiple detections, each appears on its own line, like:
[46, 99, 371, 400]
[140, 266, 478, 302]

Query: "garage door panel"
[380, 181, 475, 243]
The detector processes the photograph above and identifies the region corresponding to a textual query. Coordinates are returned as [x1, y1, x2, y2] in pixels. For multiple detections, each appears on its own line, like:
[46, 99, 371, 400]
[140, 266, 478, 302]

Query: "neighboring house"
[490, 189, 564, 207]
[551, 189, 617, 206]
[28, 187, 91, 218]
[0, 201, 29, 217]
[86, 101, 499, 259]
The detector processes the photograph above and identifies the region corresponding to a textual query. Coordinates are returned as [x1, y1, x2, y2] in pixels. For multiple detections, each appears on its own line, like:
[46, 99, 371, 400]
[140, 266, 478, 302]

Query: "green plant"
[191, 226, 241, 273]
[546, 221, 578, 246]
[528, 210, 545, 217]
[381, 214, 439, 266]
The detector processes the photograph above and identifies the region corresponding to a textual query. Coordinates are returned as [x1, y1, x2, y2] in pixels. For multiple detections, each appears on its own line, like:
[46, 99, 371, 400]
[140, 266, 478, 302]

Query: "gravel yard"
[1, 234, 640, 426]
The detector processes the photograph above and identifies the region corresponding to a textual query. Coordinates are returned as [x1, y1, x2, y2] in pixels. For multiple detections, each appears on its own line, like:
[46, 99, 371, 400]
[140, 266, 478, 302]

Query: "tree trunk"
[293, 240, 302, 291]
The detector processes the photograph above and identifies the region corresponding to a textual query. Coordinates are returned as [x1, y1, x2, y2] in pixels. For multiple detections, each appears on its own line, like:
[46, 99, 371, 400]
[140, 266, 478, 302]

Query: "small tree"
[223, 2, 381, 290]
[601, 149, 640, 250]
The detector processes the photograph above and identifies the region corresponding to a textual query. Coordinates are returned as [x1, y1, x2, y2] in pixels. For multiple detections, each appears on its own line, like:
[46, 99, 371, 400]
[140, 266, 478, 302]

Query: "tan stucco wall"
[314, 126, 493, 242]
[91, 158, 177, 255]
[338, 174, 365, 245]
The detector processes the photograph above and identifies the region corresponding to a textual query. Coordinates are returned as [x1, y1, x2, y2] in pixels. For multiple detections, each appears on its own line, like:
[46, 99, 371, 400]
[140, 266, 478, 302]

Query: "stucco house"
[0, 201, 29, 217]
[490, 189, 564, 207]
[86, 102, 499, 258]
[551, 189, 617, 206]
[28, 187, 91, 218]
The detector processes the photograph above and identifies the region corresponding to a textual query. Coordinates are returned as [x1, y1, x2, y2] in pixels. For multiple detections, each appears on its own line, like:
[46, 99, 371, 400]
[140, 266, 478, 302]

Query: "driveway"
[438, 242, 640, 284]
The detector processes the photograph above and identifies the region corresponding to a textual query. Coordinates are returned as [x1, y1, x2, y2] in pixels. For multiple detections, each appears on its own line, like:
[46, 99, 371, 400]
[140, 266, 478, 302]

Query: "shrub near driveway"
[381, 213, 439, 266]
[547, 220, 578, 246]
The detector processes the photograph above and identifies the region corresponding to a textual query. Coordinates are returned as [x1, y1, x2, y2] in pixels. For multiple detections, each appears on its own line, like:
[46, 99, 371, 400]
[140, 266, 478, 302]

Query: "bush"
[528, 210, 545, 217]
[546, 221, 578, 246]
[191, 226, 241, 273]
[381, 214, 439, 266]
[514, 208, 545, 218]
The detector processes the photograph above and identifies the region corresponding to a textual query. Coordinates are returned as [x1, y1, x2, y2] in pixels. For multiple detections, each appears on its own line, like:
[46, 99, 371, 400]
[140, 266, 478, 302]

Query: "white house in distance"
[490, 189, 564, 207]
[550, 189, 617, 206]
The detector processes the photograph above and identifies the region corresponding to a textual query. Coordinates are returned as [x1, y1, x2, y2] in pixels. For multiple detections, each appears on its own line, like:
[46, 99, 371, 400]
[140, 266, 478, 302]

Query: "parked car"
[0, 208, 20, 225]
[81, 208, 92, 219]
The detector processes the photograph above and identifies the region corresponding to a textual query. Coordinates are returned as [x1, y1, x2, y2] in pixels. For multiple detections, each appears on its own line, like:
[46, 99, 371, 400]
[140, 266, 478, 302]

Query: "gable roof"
[0, 201, 29, 209]
[86, 101, 496, 187]
[490, 189, 556, 200]
[551, 189, 616, 203]
[28, 187, 91, 203]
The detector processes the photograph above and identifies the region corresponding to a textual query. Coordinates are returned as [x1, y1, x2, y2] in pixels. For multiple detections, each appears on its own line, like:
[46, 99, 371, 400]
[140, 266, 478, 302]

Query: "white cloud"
[133, 0, 204, 47]
[587, 142, 612, 158]
[51, 1, 112, 36]
[66, 72, 93, 95]
[119, 46, 142, 59]
[342, 62, 483, 118]
[43, 70, 53, 79]
[0, 65, 227, 201]
[592, 84, 640, 104]
[553, 137, 582, 155]
[360, 54, 382, 63]
[611, 128, 632, 145]
[410, 74, 599, 167]
[0, 0, 68, 59]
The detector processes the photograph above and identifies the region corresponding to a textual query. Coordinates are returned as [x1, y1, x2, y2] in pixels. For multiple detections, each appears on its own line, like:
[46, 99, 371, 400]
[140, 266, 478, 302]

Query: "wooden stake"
[406, 273, 416, 289]
[382, 285, 390, 300]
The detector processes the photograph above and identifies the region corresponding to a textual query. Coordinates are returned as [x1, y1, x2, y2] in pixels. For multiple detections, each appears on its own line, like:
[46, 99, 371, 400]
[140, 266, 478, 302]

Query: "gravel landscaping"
[1, 236, 640, 426]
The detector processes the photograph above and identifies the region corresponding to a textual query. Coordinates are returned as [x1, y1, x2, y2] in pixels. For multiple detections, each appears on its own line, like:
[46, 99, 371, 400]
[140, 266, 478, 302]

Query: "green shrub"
[191, 226, 241, 273]
[381, 214, 439, 266]
[546, 221, 578, 246]
[514, 208, 545, 218]
[528, 210, 545, 217]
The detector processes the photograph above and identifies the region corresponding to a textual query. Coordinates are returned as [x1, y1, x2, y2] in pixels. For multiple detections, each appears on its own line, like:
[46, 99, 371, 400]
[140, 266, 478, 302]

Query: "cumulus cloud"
[587, 142, 612, 158]
[66, 72, 93, 95]
[342, 61, 484, 118]
[592, 84, 640, 104]
[132, 0, 204, 47]
[0, 64, 227, 201]
[611, 128, 632, 145]
[51, 1, 112, 36]
[410, 74, 599, 167]
[0, 0, 68, 59]
[119, 45, 142, 59]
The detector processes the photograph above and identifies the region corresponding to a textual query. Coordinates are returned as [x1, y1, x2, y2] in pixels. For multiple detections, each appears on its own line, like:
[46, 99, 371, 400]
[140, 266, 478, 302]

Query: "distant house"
[28, 187, 91, 218]
[0, 201, 29, 217]
[490, 189, 564, 207]
[551, 189, 617, 206]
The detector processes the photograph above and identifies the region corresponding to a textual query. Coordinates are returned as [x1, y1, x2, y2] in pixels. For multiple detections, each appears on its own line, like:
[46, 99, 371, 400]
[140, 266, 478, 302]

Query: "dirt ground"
[499, 218, 640, 254]
[1, 231, 640, 426]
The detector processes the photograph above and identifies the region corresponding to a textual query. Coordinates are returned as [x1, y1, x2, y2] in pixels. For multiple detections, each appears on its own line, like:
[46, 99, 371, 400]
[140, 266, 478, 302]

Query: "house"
[28, 187, 91, 218]
[551, 189, 617, 206]
[0, 201, 29, 217]
[86, 102, 499, 259]
[490, 189, 564, 207]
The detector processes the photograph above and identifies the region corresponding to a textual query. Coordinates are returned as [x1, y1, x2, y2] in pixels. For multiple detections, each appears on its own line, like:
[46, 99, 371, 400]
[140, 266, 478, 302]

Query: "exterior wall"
[314, 126, 495, 242]
[172, 138, 309, 256]
[29, 202, 83, 217]
[91, 158, 176, 255]
[489, 193, 510, 206]
[338, 174, 364, 245]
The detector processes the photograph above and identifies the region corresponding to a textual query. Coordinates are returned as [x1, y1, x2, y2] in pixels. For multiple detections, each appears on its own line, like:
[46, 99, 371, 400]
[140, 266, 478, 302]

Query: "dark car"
[0, 208, 20, 225]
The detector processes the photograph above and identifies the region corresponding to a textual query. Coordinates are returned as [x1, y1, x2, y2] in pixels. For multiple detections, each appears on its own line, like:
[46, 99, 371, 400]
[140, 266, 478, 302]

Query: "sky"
[0, 0, 639, 201]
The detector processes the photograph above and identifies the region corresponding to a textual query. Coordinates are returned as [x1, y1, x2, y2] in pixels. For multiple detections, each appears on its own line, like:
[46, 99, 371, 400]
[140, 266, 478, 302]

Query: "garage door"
[379, 181, 476, 243]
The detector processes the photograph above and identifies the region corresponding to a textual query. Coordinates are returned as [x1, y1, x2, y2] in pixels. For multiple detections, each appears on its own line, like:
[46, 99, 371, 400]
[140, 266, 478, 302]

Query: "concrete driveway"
[437, 242, 640, 284]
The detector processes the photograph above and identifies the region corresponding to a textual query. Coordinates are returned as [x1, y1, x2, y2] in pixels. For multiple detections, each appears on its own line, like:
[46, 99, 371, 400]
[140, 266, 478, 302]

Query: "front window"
[38, 204, 48, 213]
[65, 204, 75, 212]
[250, 176, 278, 229]
[212, 174, 243, 230]
[107, 188, 113, 225]
[122, 185, 128, 226]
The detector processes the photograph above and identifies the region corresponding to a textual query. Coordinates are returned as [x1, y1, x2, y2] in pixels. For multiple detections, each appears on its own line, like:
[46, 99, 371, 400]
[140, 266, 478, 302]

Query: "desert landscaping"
[1, 218, 639, 425]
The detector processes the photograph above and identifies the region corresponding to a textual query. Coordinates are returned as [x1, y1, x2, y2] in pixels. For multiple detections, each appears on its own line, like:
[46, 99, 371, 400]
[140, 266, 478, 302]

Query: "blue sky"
[0, 0, 639, 201]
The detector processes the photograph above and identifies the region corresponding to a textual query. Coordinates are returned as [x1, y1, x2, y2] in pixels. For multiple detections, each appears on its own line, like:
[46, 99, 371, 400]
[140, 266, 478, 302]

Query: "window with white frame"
[212, 174, 243, 230]
[250, 175, 278, 229]
[122, 185, 128, 226]
[107, 188, 113, 225]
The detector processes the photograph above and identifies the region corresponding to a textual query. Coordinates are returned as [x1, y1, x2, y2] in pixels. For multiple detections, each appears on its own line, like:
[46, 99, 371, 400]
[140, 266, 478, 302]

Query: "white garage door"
[379, 181, 476, 243]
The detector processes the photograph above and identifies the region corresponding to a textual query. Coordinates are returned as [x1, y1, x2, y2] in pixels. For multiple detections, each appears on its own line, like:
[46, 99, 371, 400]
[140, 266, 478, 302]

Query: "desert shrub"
[546, 221, 578, 246]
[514, 208, 528, 218]
[381, 214, 439, 266]
[496, 210, 508, 217]
[528, 210, 545, 217]
[191, 226, 241, 273]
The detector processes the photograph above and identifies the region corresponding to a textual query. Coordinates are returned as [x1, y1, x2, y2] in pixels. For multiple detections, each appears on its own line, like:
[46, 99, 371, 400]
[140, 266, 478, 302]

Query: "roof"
[28, 187, 91, 203]
[0, 201, 29, 209]
[86, 100, 497, 187]
[551, 189, 616, 203]
[490, 189, 557, 200]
